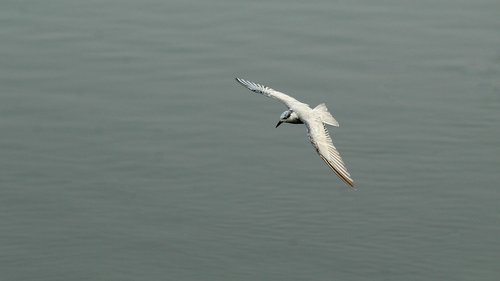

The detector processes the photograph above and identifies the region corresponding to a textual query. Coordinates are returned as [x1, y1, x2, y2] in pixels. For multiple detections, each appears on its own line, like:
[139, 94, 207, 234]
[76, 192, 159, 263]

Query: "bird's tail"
[313, 103, 339, 127]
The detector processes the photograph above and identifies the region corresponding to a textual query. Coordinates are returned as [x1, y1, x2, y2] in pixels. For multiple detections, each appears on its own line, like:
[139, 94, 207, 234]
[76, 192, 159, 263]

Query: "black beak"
[275, 121, 283, 128]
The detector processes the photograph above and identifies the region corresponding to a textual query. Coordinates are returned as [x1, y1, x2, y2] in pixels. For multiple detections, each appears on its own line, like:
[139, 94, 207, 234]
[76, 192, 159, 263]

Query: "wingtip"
[235, 77, 246, 86]
[318, 155, 355, 189]
[342, 177, 356, 189]
[346, 181, 356, 189]
[235, 77, 256, 89]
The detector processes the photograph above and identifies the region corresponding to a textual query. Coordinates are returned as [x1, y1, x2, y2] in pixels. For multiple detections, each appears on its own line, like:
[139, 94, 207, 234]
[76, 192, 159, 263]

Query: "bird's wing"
[305, 116, 354, 187]
[235, 78, 306, 109]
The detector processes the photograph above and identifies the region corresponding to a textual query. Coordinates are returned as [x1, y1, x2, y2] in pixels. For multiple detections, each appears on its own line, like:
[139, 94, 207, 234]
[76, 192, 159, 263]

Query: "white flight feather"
[305, 117, 353, 187]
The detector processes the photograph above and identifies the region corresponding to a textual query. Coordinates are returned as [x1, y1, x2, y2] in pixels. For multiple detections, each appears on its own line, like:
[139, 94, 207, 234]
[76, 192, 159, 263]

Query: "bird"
[235, 78, 354, 188]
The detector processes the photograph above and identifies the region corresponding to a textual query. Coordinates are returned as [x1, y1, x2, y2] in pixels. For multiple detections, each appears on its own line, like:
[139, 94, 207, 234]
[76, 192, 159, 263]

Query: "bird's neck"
[286, 112, 303, 124]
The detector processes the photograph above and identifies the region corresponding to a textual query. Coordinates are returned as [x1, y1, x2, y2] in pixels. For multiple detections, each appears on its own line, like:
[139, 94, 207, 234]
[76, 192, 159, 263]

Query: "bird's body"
[235, 78, 354, 188]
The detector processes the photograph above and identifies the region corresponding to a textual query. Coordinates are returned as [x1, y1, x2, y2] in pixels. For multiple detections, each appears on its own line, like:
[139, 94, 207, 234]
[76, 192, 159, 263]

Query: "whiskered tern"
[235, 78, 354, 188]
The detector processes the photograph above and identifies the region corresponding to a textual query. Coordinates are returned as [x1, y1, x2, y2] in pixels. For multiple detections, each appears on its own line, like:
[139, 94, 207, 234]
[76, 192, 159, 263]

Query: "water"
[1, 0, 499, 280]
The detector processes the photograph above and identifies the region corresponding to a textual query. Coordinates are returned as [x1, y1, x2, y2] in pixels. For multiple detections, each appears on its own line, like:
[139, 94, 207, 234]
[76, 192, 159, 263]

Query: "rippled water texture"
[1, 0, 499, 280]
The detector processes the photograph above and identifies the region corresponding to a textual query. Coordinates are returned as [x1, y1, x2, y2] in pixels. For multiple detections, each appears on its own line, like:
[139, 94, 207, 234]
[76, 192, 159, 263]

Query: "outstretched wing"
[235, 78, 307, 109]
[305, 117, 354, 188]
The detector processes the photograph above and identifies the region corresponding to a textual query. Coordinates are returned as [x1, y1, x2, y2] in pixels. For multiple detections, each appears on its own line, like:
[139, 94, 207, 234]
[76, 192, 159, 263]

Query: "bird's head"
[276, 110, 293, 128]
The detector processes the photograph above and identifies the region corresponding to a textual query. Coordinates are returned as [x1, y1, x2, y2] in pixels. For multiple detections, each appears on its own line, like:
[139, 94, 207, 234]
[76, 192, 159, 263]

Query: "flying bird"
[235, 78, 354, 188]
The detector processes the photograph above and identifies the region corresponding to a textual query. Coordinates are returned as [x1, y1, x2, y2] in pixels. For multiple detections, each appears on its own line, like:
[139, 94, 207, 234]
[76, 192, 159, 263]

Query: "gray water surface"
[1, 0, 499, 280]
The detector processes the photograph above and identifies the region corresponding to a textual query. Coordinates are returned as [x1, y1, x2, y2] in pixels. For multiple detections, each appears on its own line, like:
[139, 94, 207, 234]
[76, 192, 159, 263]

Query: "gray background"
[1, 0, 499, 280]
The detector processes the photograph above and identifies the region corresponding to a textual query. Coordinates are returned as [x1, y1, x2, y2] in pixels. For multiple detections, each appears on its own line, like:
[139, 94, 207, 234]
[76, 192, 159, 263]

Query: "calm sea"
[1, 0, 499, 280]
